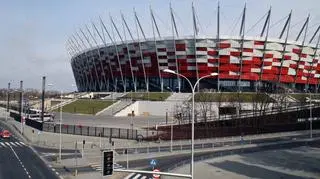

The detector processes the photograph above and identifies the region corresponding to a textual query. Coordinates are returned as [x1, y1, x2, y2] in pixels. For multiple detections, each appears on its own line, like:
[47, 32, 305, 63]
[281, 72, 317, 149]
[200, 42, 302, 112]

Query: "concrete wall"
[115, 101, 274, 117]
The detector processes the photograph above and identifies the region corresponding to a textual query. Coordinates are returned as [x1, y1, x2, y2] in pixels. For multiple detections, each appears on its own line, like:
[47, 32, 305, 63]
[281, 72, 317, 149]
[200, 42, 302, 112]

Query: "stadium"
[68, 4, 320, 93]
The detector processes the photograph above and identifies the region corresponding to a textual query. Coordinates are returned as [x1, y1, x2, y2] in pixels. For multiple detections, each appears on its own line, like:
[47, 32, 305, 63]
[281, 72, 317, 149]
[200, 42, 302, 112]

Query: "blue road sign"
[150, 159, 157, 167]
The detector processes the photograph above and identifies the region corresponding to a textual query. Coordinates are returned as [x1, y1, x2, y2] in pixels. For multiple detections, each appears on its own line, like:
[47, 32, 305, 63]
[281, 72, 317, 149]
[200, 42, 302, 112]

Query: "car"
[1, 130, 11, 139]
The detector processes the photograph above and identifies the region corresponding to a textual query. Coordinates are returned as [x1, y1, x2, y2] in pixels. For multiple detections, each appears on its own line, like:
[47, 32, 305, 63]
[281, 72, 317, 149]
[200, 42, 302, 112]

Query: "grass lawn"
[55, 99, 115, 115]
[193, 92, 275, 103]
[290, 93, 320, 102]
[123, 92, 171, 101]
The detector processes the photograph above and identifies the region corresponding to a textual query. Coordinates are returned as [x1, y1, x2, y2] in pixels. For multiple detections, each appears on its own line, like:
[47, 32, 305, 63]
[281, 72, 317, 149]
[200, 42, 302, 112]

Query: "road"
[51, 132, 320, 179]
[52, 112, 166, 129]
[0, 125, 59, 179]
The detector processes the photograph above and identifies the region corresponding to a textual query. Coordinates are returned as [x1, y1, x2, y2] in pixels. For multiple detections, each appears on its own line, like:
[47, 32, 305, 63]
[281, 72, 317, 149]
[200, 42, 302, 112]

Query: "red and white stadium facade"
[68, 6, 320, 93]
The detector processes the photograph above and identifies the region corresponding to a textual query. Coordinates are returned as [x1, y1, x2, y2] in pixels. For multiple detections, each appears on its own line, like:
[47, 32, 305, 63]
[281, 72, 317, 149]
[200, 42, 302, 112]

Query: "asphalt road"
[0, 125, 59, 179]
[53, 132, 320, 179]
[52, 112, 166, 129]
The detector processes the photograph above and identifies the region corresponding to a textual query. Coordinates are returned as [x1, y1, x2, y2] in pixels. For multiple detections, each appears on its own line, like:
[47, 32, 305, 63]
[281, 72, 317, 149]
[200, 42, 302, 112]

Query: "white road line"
[0, 143, 5, 147]
[124, 173, 136, 179]
[141, 176, 147, 179]
[55, 172, 59, 175]
[8, 145, 32, 178]
[10, 142, 17, 147]
[52, 168, 56, 171]
[132, 174, 141, 179]
[19, 142, 25, 146]
[15, 142, 22, 147]
[4, 142, 11, 147]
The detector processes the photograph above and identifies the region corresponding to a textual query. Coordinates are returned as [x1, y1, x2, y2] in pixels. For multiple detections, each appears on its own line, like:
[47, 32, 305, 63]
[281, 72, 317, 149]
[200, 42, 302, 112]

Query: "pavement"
[51, 112, 167, 129]
[165, 144, 320, 179]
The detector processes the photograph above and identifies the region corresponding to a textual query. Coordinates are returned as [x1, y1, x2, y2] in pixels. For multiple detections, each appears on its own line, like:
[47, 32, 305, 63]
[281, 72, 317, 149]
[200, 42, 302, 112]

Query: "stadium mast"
[110, 15, 136, 92]
[259, 7, 272, 91]
[134, 9, 149, 92]
[69, 36, 89, 92]
[100, 17, 125, 92]
[86, 24, 108, 91]
[170, 3, 181, 93]
[238, 4, 246, 92]
[80, 27, 103, 91]
[216, 1, 220, 92]
[150, 5, 164, 92]
[74, 32, 95, 92]
[67, 39, 83, 91]
[277, 11, 292, 91]
[92, 20, 115, 92]
[294, 15, 310, 88]
[66, 39, 81, 90]
[192, 2, 200, 92]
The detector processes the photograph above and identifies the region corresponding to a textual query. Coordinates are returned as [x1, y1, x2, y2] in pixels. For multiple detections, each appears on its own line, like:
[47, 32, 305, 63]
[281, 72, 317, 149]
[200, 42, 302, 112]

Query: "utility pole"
[20, 81, 23, 134]
[6, 82, 10, 121]
[41, 76, 46, 122]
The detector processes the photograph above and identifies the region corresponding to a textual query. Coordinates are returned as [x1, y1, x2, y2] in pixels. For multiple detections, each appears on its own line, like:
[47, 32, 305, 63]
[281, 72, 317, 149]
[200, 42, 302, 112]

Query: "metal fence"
[42, 123, 138, 140]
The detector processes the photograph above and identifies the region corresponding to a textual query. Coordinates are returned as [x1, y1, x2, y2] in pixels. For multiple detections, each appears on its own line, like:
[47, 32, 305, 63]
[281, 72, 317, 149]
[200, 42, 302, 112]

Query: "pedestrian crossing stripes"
[124, 173, 149, 179]
[0, 141, 25, 148]
[89, 163, 149, 179]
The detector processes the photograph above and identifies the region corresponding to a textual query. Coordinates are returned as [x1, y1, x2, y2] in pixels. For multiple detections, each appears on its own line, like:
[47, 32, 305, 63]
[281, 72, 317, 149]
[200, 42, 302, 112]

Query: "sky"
[0, 0, 319, 92]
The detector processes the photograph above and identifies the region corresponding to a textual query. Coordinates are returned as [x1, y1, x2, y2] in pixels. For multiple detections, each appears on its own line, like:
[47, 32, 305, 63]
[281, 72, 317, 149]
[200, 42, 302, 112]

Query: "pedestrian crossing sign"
[150, 159, 157, 167]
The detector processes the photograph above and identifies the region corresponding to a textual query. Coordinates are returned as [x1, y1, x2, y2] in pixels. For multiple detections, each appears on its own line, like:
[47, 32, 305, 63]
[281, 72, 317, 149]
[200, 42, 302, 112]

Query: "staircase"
[48, 93, 87, 111]
[96, 99, 134, 116]
[165, 93, 192, 102]
[100, 92, 127, 100]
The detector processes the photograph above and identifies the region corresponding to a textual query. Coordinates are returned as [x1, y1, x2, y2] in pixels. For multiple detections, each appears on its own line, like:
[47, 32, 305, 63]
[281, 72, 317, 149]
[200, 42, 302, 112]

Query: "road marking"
[132, 174, 141, 179]
[140, 176, 147, 179]
[10, 142, 17, 147]
[19, 142, 25, 146]
[55, 172, 59, 175]
[52, 168, 56, 171]
[8, 144, 32, 178]
[124, 173, 135, 179]
[15, 142, 22, 146]
[4, 142, 11, 147]
[0, 143, 5, 147]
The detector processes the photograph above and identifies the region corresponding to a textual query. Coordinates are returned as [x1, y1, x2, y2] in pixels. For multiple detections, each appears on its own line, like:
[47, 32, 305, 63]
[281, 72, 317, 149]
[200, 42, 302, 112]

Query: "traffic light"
[103, 150, 113, 176]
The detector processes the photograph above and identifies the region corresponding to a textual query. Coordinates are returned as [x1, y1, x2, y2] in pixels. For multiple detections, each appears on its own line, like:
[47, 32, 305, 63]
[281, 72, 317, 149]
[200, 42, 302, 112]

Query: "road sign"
[150, 159, 157, 167]
[153, 169, 160, 179]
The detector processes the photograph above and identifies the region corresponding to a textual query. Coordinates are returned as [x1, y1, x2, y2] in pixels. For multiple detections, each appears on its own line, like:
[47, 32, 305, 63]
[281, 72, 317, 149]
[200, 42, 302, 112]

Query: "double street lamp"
[163, 69, 218, 179]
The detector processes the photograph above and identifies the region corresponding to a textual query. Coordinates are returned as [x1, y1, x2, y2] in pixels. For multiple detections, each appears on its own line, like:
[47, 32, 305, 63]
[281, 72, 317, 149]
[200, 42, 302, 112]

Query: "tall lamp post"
[163, 69, 218, 179]
[48, 84, 62, 161]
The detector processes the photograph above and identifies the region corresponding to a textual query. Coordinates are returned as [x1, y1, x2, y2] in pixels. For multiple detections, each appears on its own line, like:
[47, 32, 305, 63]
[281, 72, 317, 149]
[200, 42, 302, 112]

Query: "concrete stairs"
[96, 99, 133, 116]
[165, 93, 192, 102]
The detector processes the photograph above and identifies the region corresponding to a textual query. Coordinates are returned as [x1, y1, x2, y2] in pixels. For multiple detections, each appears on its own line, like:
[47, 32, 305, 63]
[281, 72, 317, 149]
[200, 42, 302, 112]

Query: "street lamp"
[48, 84, 62, 161]
[163, 69, 218, 179]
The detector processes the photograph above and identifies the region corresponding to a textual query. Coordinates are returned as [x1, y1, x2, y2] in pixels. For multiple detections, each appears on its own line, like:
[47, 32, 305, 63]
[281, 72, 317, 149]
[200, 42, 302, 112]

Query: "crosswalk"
[0, 141, 26, 148]
[89, 163, 150, 179]
[124, 173, 149, 179]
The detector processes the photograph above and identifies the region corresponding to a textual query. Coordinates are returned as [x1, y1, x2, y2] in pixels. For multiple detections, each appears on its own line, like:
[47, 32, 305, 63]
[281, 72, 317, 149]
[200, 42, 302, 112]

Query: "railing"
[42, 122, 138, 140]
